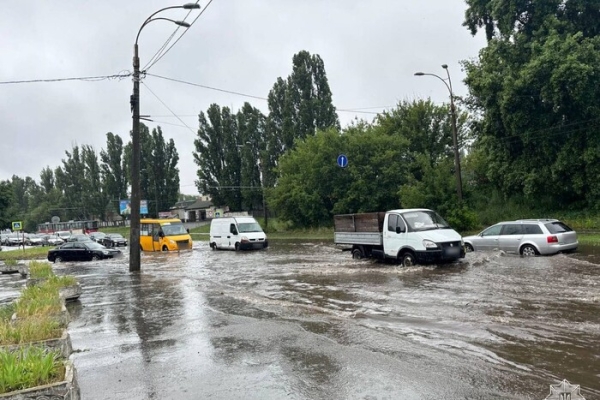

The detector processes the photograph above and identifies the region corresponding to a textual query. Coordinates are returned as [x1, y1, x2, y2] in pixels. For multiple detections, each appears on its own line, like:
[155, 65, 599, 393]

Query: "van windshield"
[238, 222, 263, 233]
[402, 211, 450, 232]
[162, 223, 187, 236]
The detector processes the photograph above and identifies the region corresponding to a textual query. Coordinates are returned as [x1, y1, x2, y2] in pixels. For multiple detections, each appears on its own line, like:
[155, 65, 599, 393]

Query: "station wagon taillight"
[547, 235, 558, 243]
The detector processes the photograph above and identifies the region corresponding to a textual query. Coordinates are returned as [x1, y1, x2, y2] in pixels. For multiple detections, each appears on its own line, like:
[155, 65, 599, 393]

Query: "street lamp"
[414, 64, 463, 202]
[130, 3, 200, 272]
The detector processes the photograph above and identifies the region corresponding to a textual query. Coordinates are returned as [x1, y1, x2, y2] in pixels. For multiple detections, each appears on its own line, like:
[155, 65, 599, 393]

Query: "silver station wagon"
[463, 219, 578, 256]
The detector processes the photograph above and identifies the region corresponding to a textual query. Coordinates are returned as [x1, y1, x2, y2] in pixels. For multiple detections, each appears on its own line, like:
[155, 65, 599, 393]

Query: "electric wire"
[141, 81, 197, 135]
[142, 0, 202, 71]
[0, 73, 132, 85]
[145, 0, 215, 71]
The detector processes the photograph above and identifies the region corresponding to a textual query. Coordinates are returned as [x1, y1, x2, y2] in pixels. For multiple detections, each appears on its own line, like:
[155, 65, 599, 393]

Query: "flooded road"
[2, 241, 599, 399]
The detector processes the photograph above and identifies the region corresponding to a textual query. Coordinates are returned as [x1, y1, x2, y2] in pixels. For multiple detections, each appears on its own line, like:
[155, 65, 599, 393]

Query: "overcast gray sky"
[0, 0, 486, 195]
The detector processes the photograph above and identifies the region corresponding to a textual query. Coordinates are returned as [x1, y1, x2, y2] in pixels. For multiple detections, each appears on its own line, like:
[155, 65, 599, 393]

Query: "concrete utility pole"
[414, 65, 463, 202]
[129, 3, 200, 272]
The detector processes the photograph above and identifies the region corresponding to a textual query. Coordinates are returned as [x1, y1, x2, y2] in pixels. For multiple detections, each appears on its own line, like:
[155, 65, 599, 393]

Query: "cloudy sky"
[1, 0, 486, 195]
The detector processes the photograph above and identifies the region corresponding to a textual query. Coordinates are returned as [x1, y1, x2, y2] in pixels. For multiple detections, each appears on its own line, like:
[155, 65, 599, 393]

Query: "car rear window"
[545, 222, 573, 234]
[523, 224, 543, 235]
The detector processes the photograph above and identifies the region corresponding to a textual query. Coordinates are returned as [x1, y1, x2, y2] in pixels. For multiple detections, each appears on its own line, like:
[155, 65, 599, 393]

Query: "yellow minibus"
[140, 218, 193, 252]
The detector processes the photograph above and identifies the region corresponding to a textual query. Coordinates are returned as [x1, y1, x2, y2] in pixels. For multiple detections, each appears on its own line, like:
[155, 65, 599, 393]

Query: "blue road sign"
[337, 154, 348, 168]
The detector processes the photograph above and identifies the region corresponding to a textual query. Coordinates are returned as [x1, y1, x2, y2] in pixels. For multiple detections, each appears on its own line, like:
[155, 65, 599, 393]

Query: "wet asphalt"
[1, 241, 599, 399]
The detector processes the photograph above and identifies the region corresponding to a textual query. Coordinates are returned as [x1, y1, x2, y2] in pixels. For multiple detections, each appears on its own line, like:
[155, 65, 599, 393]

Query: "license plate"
[445, 247, 460, 256]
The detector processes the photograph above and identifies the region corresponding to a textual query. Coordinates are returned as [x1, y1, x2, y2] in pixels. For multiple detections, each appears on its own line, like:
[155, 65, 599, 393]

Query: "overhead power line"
[147, 73, 269, 101]
[0, 72, 132, 85]
[141, 81, 197, 135]
[145, 0, 215, 71]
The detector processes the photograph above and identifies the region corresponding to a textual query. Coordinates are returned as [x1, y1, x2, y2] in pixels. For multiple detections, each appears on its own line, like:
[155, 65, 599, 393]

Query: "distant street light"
[414, 65, 463, 202]
[130, 3, 201, 272]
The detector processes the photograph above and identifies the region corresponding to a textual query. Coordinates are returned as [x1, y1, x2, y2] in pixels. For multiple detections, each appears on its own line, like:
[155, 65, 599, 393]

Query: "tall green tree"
[148, 126, 180, 217]
[100, 132, 128, 213]
[264, 51, 339, 187]
[237, 103, 266, 211]
[463, 0, 600, 209]
[194, 104, 243, 210]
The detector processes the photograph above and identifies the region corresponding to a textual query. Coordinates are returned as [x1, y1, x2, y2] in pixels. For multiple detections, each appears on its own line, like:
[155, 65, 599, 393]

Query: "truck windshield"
[402, 211, 450, 232]
[238, 222, 263, 233]
[162, 223, 187, 236]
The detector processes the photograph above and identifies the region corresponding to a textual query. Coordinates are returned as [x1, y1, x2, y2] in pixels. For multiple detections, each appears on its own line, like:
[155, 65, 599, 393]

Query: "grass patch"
[0, 303, 15, 322]
[0, 318, 63, 346]
[28, 261, 54, 279]
[0, 346, 64, 394]
[3, 259, 18, 267]
[15, 285, 63, 319]
[0, 247, 50, 262]
[578, 233, 600, 245]
[99, 226, 129, 236]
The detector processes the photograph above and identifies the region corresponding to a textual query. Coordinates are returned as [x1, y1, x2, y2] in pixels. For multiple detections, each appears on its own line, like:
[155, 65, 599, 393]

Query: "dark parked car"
[89, 232, 107, 243]
[47, 241, 121, 263]
[99, 233, 128, 247]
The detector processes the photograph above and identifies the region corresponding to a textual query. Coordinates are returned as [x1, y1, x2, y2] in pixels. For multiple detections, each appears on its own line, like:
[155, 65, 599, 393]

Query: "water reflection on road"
[2, 241, 599, 399]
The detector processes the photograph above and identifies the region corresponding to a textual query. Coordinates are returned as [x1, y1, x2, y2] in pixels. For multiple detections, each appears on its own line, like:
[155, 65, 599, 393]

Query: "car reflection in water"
[47, 241, 122, 263]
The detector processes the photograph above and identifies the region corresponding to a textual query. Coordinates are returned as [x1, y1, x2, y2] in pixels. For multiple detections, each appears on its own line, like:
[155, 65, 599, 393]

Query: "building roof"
[171, 200, 195, 210]
[186, 199, 213, 210]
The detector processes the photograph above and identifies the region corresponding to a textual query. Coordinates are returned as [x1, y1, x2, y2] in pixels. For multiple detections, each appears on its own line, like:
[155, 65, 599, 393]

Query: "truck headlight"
[423, 240, 438, 249]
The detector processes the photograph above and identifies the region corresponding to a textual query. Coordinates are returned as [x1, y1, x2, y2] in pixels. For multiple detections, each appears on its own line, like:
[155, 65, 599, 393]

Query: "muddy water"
[2, 241, 598, 399]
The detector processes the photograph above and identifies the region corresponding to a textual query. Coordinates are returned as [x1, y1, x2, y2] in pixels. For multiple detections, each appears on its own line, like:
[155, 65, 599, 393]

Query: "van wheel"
[520, 245, 538, 257]
[401, 252, 416, 267]
[162, 245, 168, 252]
[235, 243, 240, 251]
[352, 248, 364, 260]
[210, 242, 216, 250]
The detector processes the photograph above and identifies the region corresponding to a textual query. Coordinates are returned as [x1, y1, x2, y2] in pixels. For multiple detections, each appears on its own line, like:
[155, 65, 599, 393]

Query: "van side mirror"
[159, 231, 165, 238]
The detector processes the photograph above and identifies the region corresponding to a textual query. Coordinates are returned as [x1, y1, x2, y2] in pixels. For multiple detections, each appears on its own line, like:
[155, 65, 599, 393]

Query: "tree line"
[0, 125, 179, 232]
[3, 1, 600, 232]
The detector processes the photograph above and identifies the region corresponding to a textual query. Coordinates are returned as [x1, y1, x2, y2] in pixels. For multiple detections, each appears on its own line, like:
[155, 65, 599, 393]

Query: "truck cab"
[334, 209, 465, 266]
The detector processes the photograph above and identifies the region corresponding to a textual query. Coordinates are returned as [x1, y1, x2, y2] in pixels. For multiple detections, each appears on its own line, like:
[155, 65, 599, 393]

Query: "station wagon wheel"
[55, 256, 63, 263]
[465, 243, 474, 252]
[401, 252, 416, 267]
[520, 244, 538, 257]
[92, 255, 100, 261]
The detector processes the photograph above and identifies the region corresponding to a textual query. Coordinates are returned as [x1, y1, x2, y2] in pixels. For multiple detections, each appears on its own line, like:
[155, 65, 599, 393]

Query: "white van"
[209, 217, 268, 251]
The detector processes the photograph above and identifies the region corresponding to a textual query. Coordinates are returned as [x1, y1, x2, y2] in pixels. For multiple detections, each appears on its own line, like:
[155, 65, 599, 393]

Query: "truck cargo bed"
[334, 212, 386, 233]
[334, 232, 382, 246]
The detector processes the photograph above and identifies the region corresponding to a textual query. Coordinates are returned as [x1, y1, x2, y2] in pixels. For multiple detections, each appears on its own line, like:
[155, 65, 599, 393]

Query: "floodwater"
[2, 241, 599, 399]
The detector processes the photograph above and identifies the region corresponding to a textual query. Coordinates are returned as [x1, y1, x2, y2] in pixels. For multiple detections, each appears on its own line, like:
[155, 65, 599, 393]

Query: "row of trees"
[0, 124, 180, 232]
[4, 1, 600, 232]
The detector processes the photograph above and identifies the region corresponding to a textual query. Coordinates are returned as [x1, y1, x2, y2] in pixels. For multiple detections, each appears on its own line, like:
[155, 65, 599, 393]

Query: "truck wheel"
[401, 252, 416, 267]
[235, 243, 240, 251]
[352, 248, 364, 260]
